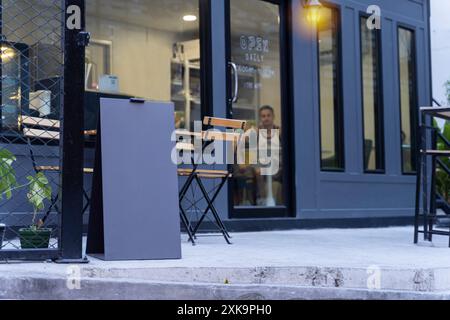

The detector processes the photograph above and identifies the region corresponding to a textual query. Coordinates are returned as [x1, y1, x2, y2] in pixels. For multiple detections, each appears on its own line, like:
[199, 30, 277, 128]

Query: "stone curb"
[1, 274, 449, 300]
[80, 265, 450, 292]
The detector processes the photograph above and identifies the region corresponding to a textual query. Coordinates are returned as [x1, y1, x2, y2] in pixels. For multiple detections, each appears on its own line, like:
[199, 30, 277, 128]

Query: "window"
[86, 0, 203, 130]
[318, 6, 344, 171]
[360, 16, 384, 172]
[398, 27, 417, 174]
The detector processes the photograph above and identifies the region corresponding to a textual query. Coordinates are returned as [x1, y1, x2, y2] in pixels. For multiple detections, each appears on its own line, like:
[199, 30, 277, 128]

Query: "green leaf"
[443, 121, 450, 143]
[0, 149, 17, 200]
[27, 172, 52, 212]
[433, 118, 439, 130]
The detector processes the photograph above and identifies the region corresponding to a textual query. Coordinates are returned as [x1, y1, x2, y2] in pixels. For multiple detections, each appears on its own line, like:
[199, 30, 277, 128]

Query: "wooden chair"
[177, 117, 246, 245]
[20, 116, 94, 225]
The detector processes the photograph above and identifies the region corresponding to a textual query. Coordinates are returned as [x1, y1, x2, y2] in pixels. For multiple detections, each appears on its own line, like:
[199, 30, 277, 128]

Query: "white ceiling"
[86, 0, 200, 33]
[87, 0, 279, 34]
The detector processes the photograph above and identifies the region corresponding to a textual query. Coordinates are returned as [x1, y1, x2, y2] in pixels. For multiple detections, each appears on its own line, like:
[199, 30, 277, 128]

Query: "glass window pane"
[230, 0, 285, 208]
[398, 27, 417, 173]
[360, 17, 384, 172]
[86, 0, 201, 130]
[85, 40, 112, 91]
[318, 7, 344, 170]
[1, 1, 63, 133]
[1, 45, 22, 131]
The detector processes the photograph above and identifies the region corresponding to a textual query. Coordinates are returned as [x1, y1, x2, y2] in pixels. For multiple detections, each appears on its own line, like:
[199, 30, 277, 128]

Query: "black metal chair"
[177, 117, 246, 245]
[20, 116, 93, 225]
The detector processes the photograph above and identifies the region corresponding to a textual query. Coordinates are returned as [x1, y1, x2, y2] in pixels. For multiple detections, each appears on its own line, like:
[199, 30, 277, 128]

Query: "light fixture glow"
[1, 46, 15, 61]
[183, 15, 197, 22]
[304, 0, 323, 25]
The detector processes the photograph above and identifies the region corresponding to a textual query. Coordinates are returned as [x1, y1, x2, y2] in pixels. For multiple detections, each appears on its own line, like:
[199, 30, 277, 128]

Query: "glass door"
[226, 0, 291, 218]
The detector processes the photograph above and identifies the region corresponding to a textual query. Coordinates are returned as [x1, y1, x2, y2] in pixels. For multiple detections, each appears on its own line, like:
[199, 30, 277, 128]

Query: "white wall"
[431, 0, 450, 106]
[86, 15, 197, 100]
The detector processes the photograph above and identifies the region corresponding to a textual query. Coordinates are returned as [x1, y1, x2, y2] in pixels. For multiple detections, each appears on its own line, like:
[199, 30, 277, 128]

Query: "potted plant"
[0, 149, 18, 249]
[0, 148, 53, 249]
[19, 172, 52, 249]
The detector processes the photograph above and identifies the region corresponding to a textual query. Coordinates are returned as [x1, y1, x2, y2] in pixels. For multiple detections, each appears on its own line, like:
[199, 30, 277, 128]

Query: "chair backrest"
[20, 116, 60, 141]
[203, 117, 247, 131]
[202, 117, 247, 142]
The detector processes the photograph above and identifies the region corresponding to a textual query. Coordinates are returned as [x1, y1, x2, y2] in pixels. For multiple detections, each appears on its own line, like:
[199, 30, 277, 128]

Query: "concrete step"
[81, 265, 450, 293]
[2, 261, 450, 295]
[1, 273, 449, 300]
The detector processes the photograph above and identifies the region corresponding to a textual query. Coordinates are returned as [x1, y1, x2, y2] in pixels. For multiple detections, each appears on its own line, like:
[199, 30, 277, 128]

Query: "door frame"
[199, 0, 214, 121]
[224, 0, 295, 219]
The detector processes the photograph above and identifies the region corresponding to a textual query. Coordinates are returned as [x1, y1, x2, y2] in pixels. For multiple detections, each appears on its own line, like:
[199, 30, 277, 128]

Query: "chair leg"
[193, 175, 231, 244]
[179, 204, 196, 245]
[207, 177, 232, 239]
[82, 189, 91, 215]
[178, 173, 199, 244]
[193, 176, 230, 238]
[41, 193, 59, 225]
[179, 173, 196, 200]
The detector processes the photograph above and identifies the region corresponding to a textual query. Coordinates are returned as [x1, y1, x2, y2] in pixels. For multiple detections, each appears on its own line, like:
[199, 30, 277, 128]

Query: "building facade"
[0, 0, 433, 233]
[83, 0, 434, 230]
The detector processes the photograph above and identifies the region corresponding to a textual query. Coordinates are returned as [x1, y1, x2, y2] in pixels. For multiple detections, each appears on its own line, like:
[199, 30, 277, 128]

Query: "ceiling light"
[183, 15, 197, 22]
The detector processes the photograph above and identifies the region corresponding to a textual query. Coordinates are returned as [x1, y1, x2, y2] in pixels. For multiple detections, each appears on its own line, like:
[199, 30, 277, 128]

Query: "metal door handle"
[229, 62, 239, 104]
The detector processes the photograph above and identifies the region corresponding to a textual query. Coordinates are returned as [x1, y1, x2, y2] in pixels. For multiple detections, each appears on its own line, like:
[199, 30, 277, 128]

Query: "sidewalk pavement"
[1, 227, 450, 300]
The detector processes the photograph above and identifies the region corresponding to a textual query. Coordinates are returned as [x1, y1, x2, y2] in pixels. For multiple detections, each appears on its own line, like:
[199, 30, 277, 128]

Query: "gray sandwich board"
[87, 98, 182, 261]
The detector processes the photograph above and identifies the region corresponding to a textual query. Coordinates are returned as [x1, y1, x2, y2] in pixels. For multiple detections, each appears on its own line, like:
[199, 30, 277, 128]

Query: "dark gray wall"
[207, 0, 431, 223]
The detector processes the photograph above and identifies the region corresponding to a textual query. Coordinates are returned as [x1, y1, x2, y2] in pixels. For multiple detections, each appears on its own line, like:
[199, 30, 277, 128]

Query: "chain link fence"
[0, 0, 65, 255]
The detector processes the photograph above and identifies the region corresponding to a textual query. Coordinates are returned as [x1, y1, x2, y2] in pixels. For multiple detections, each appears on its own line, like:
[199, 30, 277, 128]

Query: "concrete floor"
[1, 227, 450, 299]
[84, 227, 450, 269]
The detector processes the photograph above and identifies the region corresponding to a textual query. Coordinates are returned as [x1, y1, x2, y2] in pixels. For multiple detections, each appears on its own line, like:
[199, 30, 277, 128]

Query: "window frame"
[397, 24, 419, 175]
[199, 0, 213, 121]
[359, 13, 385, 174]
[317, 3, 345, 172]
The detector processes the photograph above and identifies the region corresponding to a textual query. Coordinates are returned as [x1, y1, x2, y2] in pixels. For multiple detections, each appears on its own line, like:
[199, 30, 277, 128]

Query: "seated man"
[255, 105, 283, 206]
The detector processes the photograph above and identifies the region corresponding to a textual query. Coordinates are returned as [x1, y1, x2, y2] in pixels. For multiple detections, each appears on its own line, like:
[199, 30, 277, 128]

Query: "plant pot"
[19, 228, 52, 249]
[0, 224, 5, 249]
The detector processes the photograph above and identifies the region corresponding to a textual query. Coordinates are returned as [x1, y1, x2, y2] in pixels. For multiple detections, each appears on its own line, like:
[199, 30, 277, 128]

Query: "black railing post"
[429, 129, 438, 241]
[414, 123, 422, 244]
[58, 0, 87, 262]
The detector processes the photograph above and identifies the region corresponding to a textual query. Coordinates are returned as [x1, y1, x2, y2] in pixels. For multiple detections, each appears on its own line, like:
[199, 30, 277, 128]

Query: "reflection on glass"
[398, 27, 417, 173]
[318, 7, 344, 170]
[86, 0, 201, 130]
[230, 0, 285, 208]
[1, 45, 22, 131]
[1, 0, 64, 133]
[85, 40, 112, 91]
[360, 17, 384, 172]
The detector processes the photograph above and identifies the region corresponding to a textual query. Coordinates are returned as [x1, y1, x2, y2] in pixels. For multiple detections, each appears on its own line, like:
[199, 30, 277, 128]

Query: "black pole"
[429, 129, 437, 241]
[58, 0, 88, 262]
